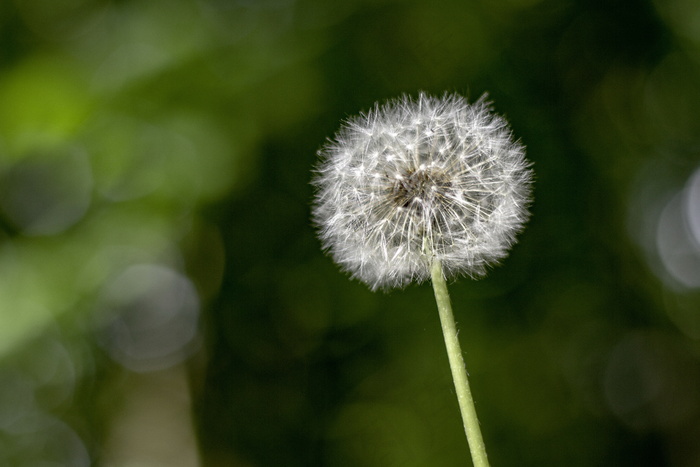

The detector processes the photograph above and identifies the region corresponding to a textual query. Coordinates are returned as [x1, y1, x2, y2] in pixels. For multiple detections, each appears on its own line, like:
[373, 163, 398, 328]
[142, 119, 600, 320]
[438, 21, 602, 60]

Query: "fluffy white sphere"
[312, 92, 533, 290]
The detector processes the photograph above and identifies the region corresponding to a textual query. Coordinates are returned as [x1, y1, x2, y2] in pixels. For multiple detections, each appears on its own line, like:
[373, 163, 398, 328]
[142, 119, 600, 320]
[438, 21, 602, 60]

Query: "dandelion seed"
[312, 92, 533, 290]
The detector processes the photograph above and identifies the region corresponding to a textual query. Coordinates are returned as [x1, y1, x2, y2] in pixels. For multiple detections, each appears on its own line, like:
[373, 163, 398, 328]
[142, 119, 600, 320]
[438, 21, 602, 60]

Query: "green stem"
[430, 258, 490, 467]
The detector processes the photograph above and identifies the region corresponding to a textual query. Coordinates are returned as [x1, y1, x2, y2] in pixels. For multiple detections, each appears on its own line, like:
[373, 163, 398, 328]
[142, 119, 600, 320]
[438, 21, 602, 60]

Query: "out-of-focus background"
[1, 0, 699, 465]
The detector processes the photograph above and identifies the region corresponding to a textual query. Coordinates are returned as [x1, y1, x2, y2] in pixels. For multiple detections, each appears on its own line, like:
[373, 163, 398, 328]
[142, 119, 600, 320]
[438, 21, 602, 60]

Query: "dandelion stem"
[430, 258, 490, 467]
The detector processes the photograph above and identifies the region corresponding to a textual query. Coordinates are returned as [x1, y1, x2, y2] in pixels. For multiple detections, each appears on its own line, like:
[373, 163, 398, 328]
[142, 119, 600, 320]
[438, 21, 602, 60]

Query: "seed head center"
[392, 167, 443, 209]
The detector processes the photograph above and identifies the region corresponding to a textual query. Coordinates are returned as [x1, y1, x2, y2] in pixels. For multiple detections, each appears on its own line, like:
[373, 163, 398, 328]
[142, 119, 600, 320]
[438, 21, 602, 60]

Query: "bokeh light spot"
[656, 188, 700, 290]
[0, 148, 92, 236]
[685, 165, 700, 249]
[604, 332, 698, 430]
[95, 264, 200, 373]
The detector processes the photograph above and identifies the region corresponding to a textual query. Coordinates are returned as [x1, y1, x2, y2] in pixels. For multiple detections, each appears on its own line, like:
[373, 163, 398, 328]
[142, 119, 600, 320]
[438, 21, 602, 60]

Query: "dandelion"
[312, 92, 532, 291]
[311, 92, 533, 467]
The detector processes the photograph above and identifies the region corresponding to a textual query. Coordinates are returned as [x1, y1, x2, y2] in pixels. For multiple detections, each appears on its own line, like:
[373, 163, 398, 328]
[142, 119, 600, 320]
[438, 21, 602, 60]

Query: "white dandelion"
[311, 92, 534, 467]
[312, 92, 532, 291]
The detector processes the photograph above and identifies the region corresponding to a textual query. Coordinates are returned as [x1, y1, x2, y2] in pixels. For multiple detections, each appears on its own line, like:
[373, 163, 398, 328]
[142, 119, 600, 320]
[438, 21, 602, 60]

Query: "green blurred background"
[1, 0, 700, 465]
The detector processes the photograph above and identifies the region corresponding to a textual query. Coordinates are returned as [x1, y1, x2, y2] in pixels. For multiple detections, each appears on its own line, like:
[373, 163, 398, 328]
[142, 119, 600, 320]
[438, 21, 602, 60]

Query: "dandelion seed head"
[312, 92, 533, 290]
